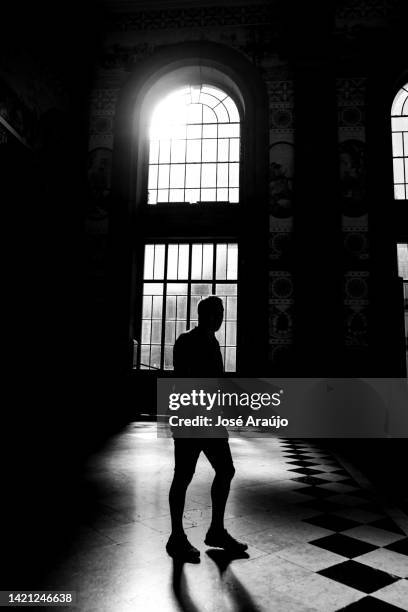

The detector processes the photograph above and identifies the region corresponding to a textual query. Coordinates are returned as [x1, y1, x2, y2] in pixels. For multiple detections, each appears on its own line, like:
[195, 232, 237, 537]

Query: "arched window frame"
[147, 84, 241, 205]
[391, 82, 408, 200]
[111, 42, 269, 377]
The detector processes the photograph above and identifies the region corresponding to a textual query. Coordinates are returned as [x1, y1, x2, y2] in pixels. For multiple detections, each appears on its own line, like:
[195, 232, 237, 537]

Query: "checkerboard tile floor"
[276, 439, 408, 611]
[45, 426, 408, 611]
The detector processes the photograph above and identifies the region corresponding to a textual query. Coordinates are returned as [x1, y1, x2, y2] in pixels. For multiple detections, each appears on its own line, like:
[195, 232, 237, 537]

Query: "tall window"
[148, 84, 240, 204]
[397, 243, 408, 371]
[138, 243, 238, 371]
[391, 83, 408, 199]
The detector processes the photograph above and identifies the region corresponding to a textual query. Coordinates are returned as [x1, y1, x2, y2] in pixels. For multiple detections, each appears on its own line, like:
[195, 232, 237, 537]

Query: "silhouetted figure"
[166, 296, 248, 561]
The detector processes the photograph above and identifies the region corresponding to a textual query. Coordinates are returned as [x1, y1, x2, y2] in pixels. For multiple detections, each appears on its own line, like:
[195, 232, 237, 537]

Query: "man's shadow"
[171, 549, 260, 612]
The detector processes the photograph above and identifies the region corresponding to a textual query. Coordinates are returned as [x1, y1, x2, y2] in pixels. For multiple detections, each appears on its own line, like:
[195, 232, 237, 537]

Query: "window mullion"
[160, 245, 169, 370]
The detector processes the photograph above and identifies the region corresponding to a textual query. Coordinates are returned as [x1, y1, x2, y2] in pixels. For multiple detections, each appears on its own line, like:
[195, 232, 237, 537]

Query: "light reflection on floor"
[42, 423, 408, 612]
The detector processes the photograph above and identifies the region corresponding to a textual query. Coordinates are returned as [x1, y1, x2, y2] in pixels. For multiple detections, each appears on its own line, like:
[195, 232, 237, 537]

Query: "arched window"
[147, 84, 240, 204]
[391, 83, 408, 199]
[112, 43, 269, 378]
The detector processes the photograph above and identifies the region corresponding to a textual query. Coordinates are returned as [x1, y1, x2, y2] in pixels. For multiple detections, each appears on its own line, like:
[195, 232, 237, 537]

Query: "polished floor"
[45, 424, 408, 612]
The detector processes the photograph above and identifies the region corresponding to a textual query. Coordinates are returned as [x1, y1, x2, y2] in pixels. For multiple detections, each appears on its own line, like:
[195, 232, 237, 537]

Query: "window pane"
[392, 133, 403, 157]
[225, 347, 236, 372]
[200, 92, 218, 108]
[219, 123, 240, 138]
[217, 188, 228, 201]
[229, 163, 239, 187]
[229, 139, 240, 162]
[170, 165, 185, 188]
[148, 165, 158, 189]
[169, 189, 184, 202]
[202, 105, 217, 123]
[166, 295, 176, 319]
[140, 345, 150, 369]
[164, 346, 173, 370]
[226, 296, 237, 320]
[143, 282, 164, 296]
[141, 320, 151, 344]
[171, 140, 186, 163]
[216, 244, 227, 279]
[191, 283, 212, 295]
[203, 124, 217, 139]
[217, 163, 229, 187]
[226, 321, 237, 346]
[161, 251, 176, 282]
[202, 244, 214, 280]
[187, 103, 202, 124]
[216, 283, 237, 296]
[185, 188, 200, 203]
[393, 158, 404, 183]
[224, 97, 240, 123]
[177, 295, 187, 319]
[394, 184, 405, 199]
[159, 140, 170, 163]
[214, 103, 228, 122]
[142, 295, 152, 318]
[202, 139, 217, 162]
[148, 190, 157, 204]
[144, 245, 154, 279]
[165, 320, 176, 345]
[201, 163, 216, 188]
[153, 244, 165, 279]
[201, 188, 216, 201]
[186, 164, 200, 188]
[392, 117, 408, 132]
[150, 346, 161, 370]
[167, 283, 188, 295]
[217, 139, 229, 162]
[149, 141, 159, 164]
[157, 189, 169, 203]
[152, 295, 163, 318]
[158, 165, 170, 189]
[187, 125, 201, 139]
[178, 244, 189, 279]
[229, 188, 239, 203]
[227, 243, 238, 280]
[151, 320, 162, 344]
[176, 320, 187, 338]
[192, 244, 203, 279]
[186, 140, 202, 163]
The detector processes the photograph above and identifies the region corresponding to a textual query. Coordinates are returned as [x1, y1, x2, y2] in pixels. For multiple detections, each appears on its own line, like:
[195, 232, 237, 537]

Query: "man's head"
[197, 295, 224, 332]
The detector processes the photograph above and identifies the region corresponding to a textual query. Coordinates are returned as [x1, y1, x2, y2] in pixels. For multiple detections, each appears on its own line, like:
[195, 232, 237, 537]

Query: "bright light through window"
[135, 242, 238, 371]
[148, 85, 240, 204]
[391, 84, 408, 199]
[397, 244, 408, 372]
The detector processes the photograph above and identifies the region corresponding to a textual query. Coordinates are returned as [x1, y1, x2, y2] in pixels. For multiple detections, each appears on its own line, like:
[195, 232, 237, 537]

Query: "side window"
[391, 84, 408, 199]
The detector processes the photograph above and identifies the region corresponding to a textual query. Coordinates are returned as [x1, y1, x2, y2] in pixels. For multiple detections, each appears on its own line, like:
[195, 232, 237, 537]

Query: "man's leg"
[203, 439, 235, 532]
[203, 439, 247, 552]
[167, 439, 201, 558]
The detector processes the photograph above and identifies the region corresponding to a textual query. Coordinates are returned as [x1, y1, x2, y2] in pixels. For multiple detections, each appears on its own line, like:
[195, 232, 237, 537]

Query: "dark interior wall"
[1, 0, 407, 583]
[1, 0, 110, 584]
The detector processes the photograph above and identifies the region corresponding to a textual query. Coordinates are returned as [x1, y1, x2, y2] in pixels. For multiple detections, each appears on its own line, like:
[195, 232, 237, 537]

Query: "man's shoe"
[166, 534, 200, 560]
[204, 527, 248, 552]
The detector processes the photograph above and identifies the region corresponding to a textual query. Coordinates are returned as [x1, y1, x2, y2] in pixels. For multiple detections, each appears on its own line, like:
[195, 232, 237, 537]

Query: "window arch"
[391, 83, 408, 199]
[147, 84, 240, 204]
[111, 42, 269, 377]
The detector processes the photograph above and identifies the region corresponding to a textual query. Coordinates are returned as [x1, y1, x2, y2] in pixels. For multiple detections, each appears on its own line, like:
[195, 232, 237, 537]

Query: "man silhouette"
[166, 295, 248, 560]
